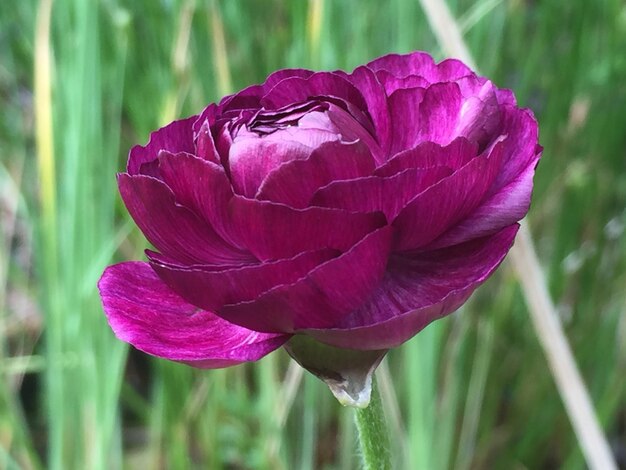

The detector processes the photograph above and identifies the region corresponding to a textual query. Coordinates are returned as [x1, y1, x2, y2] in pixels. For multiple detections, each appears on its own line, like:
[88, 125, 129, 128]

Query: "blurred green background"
[1, 0, 625, 468]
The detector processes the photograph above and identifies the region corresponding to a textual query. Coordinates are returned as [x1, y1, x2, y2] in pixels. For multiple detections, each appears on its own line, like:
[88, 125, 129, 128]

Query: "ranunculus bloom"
[99, 51, 541, 405]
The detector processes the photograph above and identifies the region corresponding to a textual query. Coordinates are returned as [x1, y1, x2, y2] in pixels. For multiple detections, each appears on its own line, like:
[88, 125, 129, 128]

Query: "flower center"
[246, 101, 330, 136]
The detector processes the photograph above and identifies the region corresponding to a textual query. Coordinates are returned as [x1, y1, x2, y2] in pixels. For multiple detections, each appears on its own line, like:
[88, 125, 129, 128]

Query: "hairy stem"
[354, 377, 392, 470]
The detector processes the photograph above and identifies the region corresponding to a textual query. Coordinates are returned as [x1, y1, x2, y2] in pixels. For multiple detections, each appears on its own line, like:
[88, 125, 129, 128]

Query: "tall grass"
[1, 0, 625, 468]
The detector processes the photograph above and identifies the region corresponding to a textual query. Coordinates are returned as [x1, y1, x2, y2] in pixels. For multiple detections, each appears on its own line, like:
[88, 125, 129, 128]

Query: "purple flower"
[99, 51, 541, 405]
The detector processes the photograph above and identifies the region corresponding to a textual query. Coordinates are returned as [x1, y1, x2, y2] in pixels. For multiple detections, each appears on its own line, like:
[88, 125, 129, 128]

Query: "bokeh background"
[1, 0, 625, 468]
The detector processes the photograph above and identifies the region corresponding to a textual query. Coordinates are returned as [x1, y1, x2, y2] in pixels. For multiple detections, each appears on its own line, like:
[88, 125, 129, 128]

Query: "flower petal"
[218, 68, 315, 112]
[435, 58, 476, 81]
[342, 65, 392, 153]
[393, 139, 505, 251]
[374, 138, 478, 177]
[229, 196, 387, 261]
[387, 86, 425, 154]
[410, 82, 463, 145]
[427, 158, 539, 248]
[256, 140, 376, 208]
[325, 105, 384, 163]
[374, 70, 429, 95]
[491, 106, 541, 191]
[311, 166, 452, 221]
[367, 52, 473, 83]
[228, 137, 318, 197]
[118, 174, 250, 265]
[454, 78, 502, 146]
[99, 261, 289, 367]
[302, 225, 519, 349]
[194, 119, 221, 164]
[219, 226, 393, 332]
[367, 51, 438, 80]
[127, 116, 196, 175]
[262, 71, 369, 116]
[148, 248, 337, 311]
[157, 151, 245, 249]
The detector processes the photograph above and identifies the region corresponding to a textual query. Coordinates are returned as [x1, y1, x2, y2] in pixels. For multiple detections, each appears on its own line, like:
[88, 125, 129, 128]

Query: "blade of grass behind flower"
[209, 0, 233, 98]
[35, 1, 130, 467]
[453, 318, 494, 470]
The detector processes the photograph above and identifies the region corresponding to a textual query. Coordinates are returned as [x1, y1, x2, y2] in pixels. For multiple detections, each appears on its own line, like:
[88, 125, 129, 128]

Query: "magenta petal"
[127, 116, 196, 175]
[157, 151, 246, 250]
[393, 140, 504, 251]
[149, 248, 337, 311]
[194, 119, 221, 164]
[345, 66, 391, 153]
[325, 105, 384, 164]
[118, 174, 250, 265]
[311, 166, 452, 221]
[496, 88, 517, 106]
[411, 82, 463, 145]
[262, 72, 369, 116]
[367, 52, 473, 83]
[367, 51, 438, 80]
[434, 58, 475, 81]
[229, 196, 387, 261]
[219, 226, 393, 332]
[387, 86, 425, 154]
[375, 70, 430, 94]
[219, 69, 315, 112]
[454, 78, 502, 145]
[491, 106, 541, 191]
[256, 140, 376, 208]
[375, 138, 478, 177]
[427, 159, 539, 249]
[228, 138, 314, 197]
[302, 225, 519, 350]
[99, 262, 289, 367]
[192, 103, 219, 134]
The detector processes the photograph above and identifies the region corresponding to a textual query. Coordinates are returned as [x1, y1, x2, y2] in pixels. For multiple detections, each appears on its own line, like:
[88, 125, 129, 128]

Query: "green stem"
[354, 378, 392, 470]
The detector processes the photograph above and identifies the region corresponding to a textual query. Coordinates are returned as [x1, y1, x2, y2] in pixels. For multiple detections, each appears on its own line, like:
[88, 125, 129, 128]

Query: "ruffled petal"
[491, 106, 541, 191]
[325, 105, 384, 163]
[367, 52, 473, 83]
[99, 261, 289, 367]
[218, 68, 315, 112]
[229, 196, 387, 261]
[387, 86, 425, 154]
[408, 82, 463, 145]
[496, 88, 517, 106]
[388, 80, 502, 154]
[302, 225, 518, 349]
[454, 77, 502, 146]
[375, 70, 429, 94]
[393, 139, 505, 251]
[148, 248, 337, 311]
[256, 140, 376, 208]
[374, 138, 478, 177]
[118, 174, 250, 265]
[427, 158, 539, 249]
[311, 166, 452, 221]
[227, 138, 314, 197]
[219, 227, 393, 332]
[434, 58, 475, 81]
[194, 119, 221, 164]
[157, 151, 246, 250]
[261, 71, 369, 116]
[367, 51, 438, 80]
[127, 116, 196, 175]
[343, 66, 392, 153]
